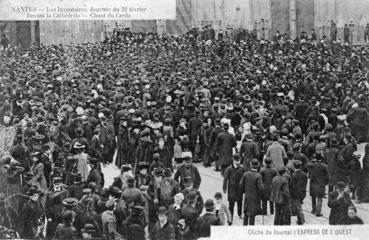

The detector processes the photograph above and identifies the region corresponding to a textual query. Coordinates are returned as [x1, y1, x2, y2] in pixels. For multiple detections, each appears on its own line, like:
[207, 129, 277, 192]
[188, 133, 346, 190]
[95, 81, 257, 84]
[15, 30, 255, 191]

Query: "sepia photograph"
[1, 0, 369, 239]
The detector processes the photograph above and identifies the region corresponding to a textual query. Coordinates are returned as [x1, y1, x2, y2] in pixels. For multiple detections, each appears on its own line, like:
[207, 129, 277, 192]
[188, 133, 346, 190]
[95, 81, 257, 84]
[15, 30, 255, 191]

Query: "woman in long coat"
[115, 118, 130, 168]
[30, 153, 47, 191]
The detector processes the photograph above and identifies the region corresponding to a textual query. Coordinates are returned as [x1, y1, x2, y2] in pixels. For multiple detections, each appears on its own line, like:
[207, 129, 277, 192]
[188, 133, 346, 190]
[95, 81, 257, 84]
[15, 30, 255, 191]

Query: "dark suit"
[260, 166, 278, 215]
[291, 169, 308, 224]
[150, 221, 176, 240]
[328, 191, 352, 225]
[223, 165, 245, 218]
[239, 141, 260, 171]
[196, 213, 222, 238]
[181, 188, 204, 215]
[215, 131, 236, 175]
[209, 126, 223, 168]
[181, 204, 199, 240]
[239, 170, 264, 225]
[270, 175, 291, 225]
[309, 161, 329, 215]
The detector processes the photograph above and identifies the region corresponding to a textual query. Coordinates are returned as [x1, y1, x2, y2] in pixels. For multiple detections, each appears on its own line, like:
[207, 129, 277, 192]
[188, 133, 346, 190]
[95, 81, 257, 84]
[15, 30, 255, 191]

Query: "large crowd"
[0, 27, 369, 239]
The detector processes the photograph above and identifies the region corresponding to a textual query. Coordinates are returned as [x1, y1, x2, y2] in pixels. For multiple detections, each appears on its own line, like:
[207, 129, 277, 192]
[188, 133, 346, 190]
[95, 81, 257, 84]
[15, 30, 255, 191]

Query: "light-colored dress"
[75, 152, 90, 182]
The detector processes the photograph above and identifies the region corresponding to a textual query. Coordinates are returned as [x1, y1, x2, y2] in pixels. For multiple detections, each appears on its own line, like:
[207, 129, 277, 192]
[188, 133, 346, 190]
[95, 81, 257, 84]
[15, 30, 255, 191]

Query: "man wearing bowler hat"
[197, 199, 222, 238]
[239, 159, 264, 225]
[223, 153, 245, 220]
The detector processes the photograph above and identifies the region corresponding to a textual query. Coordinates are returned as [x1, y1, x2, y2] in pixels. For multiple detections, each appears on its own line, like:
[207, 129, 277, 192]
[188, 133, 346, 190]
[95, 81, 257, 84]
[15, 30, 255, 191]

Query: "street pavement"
[102, 143, 369, 225]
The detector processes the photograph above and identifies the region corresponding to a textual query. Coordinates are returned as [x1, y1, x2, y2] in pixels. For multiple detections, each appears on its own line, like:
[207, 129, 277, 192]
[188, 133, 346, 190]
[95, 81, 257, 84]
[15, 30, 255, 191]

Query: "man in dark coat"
[189, 114, 202, 158]
[291, 161, 308, 225]
[239, 133, 260, 171]
[68, 173, 84, 200]
[209, 118, 223, 171]
[181, 178, 204, 215]
[306, 106, 325, 131]
[308, 153, 329, 217]
[45, 177, 68, 238]
[239, 159, 264, 225]
[22, 187, 44, 239]
[325, 139, 342, 192]
[260, 157, 277, 215]
[270, 167, 291, 225]
[174, 157, 201, 190]
[150, 206, 176, 240]
[196, 199, 222, 238]
[293, 97, 309, 133]
[347, 103, 369, 143]
[328, 181, 352, 225]
[181, 191, 199, 240]
[214, 123, 236, 175]
[223, 154, 245, 220]
[202, 118, 213, 167]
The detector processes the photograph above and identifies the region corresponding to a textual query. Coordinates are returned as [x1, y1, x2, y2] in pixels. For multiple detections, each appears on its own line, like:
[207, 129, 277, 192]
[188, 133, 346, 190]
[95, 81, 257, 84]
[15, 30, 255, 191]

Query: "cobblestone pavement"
[103, 143, 369, 225]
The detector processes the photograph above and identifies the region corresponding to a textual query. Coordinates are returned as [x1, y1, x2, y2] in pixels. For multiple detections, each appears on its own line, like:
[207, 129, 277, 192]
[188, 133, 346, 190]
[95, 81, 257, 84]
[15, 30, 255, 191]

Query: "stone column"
[289, 0, 297, 39]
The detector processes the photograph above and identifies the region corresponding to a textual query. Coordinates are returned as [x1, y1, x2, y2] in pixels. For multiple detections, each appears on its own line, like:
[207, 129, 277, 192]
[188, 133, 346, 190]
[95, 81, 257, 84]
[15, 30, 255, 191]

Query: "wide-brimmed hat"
[62, 197, 78, 207]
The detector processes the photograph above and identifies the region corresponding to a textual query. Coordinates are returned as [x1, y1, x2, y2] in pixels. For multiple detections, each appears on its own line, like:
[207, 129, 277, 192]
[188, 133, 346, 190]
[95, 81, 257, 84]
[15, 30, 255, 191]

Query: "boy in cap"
[150, 206, 176, 240]
[239, 159, 264, 225]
